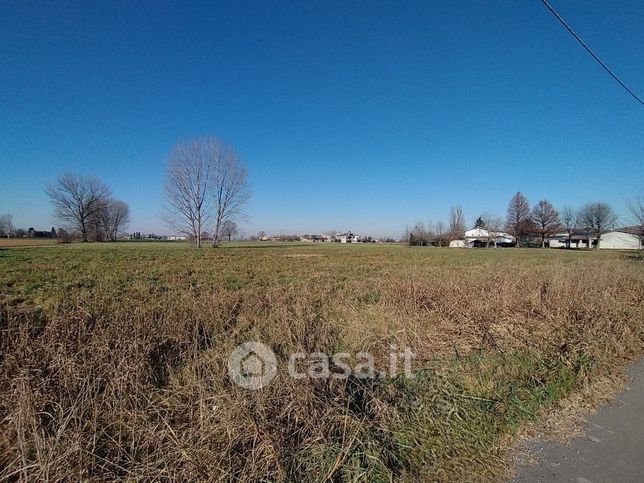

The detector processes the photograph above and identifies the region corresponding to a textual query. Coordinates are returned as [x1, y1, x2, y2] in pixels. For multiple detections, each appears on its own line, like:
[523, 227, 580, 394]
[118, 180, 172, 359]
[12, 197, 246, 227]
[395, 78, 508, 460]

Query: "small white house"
[548, 232, 595, 249]
[599, 229, 641, 250]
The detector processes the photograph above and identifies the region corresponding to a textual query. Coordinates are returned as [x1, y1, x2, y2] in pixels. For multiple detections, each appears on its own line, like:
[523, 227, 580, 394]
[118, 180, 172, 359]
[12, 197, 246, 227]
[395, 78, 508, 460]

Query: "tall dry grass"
[0, 245, 642, 481]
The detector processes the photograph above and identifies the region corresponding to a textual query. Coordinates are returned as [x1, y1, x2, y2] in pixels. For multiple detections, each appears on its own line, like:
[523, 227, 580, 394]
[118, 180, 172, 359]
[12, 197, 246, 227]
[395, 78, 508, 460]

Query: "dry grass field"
[1, 243, 642, 481]
[0, 238, 58, 248]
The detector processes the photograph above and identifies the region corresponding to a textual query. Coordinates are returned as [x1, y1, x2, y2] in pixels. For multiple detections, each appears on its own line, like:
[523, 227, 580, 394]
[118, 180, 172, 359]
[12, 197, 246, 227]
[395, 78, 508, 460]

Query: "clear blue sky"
[1, 0, 642, 238]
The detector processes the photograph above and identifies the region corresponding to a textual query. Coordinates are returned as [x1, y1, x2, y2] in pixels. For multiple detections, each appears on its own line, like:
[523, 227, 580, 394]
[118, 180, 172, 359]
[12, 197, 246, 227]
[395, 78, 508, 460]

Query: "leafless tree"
[44, 173, 112, 242]
[505, 192, 531, 247]
[434, 220, 446, 247]
[400, 225, 411, 244]
[83, 197, 130, 242]
[163, 138, 214, 248]
[221, 220, 238, 242]
[104, 199, 131, 241]
[628, 195, 644, 244]
[531, 200, 560, 248]
[448, 204, 465, 240]
[87, 201, 110, 241]
[579, 202, 617, 250]
[481, 212, 504, 248]
[0, 213, 13, 238]
[560, 206, 579, 249]
[409, 220, 432, 246]
[211, 141, 250, 246]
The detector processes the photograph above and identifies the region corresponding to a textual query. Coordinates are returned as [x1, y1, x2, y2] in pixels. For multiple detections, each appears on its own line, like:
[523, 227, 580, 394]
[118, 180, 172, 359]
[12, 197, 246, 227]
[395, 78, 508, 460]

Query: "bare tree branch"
[531, 200, 560, 248]
[579, 202, 617, 250]
[163, 138, 215, 248]
[44, 173, 112, 242]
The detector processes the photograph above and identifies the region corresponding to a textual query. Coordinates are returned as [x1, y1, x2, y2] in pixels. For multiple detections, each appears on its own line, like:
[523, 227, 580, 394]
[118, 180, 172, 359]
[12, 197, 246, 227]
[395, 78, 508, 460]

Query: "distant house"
[549, 226, 641, 250]
[168, 236, 187, 241]
[334, 231, 360, 243]
[28, 227, 56, 238]
[300, 234, 325, 242]
[463, 228, 515, 248]
[548, 229, 596, 249]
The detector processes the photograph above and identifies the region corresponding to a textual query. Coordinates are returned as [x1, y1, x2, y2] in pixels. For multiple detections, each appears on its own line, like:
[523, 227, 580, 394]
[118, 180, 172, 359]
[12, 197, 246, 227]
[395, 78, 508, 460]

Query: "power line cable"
[540, 0, 644, 106]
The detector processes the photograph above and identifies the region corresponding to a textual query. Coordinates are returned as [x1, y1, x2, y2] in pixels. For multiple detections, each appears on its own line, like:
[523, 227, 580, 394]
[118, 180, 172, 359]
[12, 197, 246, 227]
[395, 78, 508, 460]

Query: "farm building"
[300, 234, 325, 242]
[463, 228, 515, 248]
[599, 227, 641, 249]
[334, 232, 360, 243]
[548, 229, 596, 249]
[549, 227, 641, 249]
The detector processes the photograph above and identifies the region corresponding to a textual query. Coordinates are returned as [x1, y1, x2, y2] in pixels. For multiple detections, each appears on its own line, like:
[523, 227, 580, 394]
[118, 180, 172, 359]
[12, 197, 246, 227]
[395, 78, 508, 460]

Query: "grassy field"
[1, 243, 642, 481]
[0, 238, 59, 248]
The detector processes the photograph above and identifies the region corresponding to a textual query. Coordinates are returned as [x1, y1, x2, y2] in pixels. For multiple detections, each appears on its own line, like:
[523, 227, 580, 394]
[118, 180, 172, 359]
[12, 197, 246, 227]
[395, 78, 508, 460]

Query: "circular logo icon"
[227, 341, 277, 390]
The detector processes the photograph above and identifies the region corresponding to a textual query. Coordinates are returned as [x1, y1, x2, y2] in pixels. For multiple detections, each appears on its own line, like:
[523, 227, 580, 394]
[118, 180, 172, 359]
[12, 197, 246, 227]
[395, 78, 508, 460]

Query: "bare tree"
[221, 220, 238, 242]
[409, 220, 432, 246]
[44, 173, 112, 242]
[163, 138, 214, 248]
[531, 200, 560, 248]
[480, 212, 504, 248]
[0, 213, 13, 238]
[505, 192, 531, 248]
[579, 202, 617, 250]
[434, 220, 446, 247]
[87, 200, 110, 241]
[448, 205, 465, 240]
[628, 195, 644, 244]
[560, 206, 579, 249]
[400, 225, 411, 244]
[104, 199, 131, 241]
[211, 141, 250, 246]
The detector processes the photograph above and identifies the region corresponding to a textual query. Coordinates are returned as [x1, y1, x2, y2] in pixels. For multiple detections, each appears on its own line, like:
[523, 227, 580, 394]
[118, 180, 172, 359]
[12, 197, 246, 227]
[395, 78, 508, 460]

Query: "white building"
[463, 228, 515, 248]
[599, 229, 641, 250]
[549, 227, 641, 250]
[335, 231, 360, 243]
[548, 229, 595, 249]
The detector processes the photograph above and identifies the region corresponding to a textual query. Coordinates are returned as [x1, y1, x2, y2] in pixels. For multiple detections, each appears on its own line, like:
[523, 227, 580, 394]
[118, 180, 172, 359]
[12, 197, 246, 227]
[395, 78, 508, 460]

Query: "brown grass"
[0, 244, 642, 481]
[0, 238, 58, 248]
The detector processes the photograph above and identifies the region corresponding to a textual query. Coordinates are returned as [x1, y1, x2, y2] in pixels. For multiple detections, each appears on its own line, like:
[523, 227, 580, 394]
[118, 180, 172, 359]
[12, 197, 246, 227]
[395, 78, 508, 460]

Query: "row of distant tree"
[11, 135, 249, 246]
[0, 216, 70, 240]
[405, 193, 644, 249]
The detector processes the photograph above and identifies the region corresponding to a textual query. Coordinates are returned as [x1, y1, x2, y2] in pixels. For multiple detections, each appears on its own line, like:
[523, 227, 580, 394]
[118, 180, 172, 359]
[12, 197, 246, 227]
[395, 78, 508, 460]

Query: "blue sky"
[1, 0, 642, 238]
